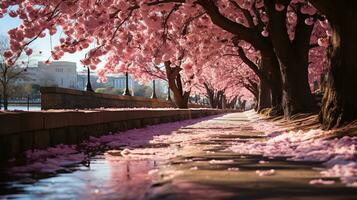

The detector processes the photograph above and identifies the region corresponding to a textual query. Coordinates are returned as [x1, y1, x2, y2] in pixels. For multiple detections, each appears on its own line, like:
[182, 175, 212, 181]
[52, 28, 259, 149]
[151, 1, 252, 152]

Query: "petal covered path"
[1, 111, 356, 200]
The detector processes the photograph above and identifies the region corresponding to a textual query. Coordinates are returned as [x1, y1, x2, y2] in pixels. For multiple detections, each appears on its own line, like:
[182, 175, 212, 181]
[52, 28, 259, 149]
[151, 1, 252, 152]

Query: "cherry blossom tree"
[263, 0, 316, 115]
[197, 0, 283, 112]
[308, 0, 357, 129]
[195, 43, 257, 109]
[0, 0, 332, 124]
[0, 0, 276, 110]
[200, 0, 329, 116]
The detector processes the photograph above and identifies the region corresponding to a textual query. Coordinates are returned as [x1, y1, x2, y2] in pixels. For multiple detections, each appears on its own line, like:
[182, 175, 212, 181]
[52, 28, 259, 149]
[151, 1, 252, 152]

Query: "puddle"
[1, 156, 157, 200]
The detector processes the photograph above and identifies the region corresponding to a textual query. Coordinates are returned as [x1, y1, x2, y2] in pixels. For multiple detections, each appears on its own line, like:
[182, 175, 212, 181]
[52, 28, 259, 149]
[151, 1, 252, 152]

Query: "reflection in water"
[1, 115, 220, 200]
[83, 157, 157, 200]
[103, 157, 156, 199]
[3, 156, 157, 200]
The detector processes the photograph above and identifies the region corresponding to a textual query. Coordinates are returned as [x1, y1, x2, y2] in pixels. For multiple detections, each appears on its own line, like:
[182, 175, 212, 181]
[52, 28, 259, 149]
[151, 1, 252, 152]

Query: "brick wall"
[0, 109, 228, 161]
[40, 87, 205, 110]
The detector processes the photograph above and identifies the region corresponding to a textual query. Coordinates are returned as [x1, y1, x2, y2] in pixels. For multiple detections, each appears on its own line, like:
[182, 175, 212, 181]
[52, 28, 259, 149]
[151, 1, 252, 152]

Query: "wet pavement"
[1, 112, 356, 200]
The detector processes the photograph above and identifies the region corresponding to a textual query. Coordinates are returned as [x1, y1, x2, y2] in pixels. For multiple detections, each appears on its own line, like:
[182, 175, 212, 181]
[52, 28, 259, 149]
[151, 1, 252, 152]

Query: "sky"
[0, 15, 88, 72]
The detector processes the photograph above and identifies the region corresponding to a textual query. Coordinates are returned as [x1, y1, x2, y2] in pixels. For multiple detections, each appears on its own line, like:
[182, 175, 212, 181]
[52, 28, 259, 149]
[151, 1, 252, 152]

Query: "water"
[0, 105, 41, 111]
[3, 158, 157, 200]
[0, 116, 213, 200]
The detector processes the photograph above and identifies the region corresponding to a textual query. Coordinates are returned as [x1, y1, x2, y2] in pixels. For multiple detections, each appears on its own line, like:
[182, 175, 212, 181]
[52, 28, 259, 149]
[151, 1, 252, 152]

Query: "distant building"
[23, 67, 41, 84]
[20, 61, 78, 88]
[38, 61, 78, 88]
[19, 61, 167, 96]
[77, 70, 135, 91]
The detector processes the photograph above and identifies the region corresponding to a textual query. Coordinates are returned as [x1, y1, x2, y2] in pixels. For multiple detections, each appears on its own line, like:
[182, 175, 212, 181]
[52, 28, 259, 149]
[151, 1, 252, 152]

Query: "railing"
[0, 96, 41, 111]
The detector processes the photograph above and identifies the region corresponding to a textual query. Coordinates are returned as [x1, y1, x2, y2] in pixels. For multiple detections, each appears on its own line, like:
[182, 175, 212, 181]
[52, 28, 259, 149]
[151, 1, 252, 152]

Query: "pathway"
[1, 112, 356, 200]
[145, 112, 356, 200]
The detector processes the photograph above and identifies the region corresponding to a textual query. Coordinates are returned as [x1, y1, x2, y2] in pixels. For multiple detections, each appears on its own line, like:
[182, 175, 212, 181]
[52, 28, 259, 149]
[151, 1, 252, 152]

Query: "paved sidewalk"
[1, 112, 356, 200]
[146, 112, 357, 200]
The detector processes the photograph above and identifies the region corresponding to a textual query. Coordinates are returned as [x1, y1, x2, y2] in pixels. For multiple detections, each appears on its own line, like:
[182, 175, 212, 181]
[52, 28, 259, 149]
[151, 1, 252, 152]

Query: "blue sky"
[0, 16, 88, 72]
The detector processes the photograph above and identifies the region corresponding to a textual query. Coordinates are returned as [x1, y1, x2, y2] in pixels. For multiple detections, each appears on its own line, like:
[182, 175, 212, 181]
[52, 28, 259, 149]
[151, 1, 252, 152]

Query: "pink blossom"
[305, 18, 314, 26]
[309, 179, 335, 185]
[318, 37, 329, 47]
[300, 5, 317, 16]
[256, 169, 275, 176]
[261, 28, 269, 37]
[275, 4, 285, 12]
[8, 10, 17, 17]
[25, 48, 33, 56]
[3, 50, 12, 58]
[229, 114, 357, 187]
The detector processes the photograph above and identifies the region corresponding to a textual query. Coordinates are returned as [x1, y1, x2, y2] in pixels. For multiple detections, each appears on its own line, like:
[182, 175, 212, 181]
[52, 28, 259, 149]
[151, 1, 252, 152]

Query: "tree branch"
[229, 0, 255, 28]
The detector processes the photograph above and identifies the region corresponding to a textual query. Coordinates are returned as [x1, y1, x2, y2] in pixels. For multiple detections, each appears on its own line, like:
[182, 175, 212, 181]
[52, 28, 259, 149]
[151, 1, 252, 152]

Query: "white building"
[19, 61, 167, 95]
[38, 61, 78, 88]
[21, 61, 78, 88]
[77, 70, 134, 91]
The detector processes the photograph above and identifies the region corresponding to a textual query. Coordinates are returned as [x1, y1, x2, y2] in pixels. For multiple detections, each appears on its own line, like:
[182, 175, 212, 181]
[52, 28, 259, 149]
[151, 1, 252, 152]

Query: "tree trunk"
[235, 41, 282, 113]
[203, 83, 226, 109]
[172, 73, 190, 109]
[227, 96, 238, 109]
[280, 59, 316, 116]
[244, 80, 259, 105]
[164, 61, 190, 109]
[257, 79, 271, 111]
[203, 83, 218, 108]
[265, 0, 315, 117]
[309, 0, 357, 128]
[261, 49, 283, 114]
[2, 85, 8, 110]
[172, 90, 189, 109]
[3, 97, 8, 110]
[221, 93, 225, 109]
[207, 93, 216, 108]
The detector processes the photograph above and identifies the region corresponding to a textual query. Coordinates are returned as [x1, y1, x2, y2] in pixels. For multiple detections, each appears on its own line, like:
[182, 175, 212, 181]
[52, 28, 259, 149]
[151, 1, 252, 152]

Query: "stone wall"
[41, 87, 205, 110]
[0, 109, 227, 161]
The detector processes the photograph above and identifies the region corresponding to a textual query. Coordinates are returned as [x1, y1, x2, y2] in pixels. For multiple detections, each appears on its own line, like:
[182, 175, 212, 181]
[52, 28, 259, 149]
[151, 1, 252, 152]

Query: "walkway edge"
[0, 109, 232, 161]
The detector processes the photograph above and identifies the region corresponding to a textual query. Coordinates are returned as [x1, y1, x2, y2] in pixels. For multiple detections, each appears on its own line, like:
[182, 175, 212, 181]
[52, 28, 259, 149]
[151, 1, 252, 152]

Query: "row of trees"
[1, 0, 356, 129]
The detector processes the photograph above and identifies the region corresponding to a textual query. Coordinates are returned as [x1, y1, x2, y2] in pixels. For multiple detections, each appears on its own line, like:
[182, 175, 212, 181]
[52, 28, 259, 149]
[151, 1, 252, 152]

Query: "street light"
[123, 72, 131, 96]
[151, 80, 157, 99]
[166, 86, 171, 101]
[85, 66, 94, 92]
[27, 94, 30, 111]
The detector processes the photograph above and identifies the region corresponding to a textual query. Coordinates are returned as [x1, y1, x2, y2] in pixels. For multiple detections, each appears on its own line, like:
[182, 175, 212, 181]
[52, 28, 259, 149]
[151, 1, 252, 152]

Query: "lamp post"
[123, 72, 131, 96]
[85, 67, 94, 92]
[166, 86, 171, 101]
[151, 80, 157, 99]
[27, 94, 30, 111]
